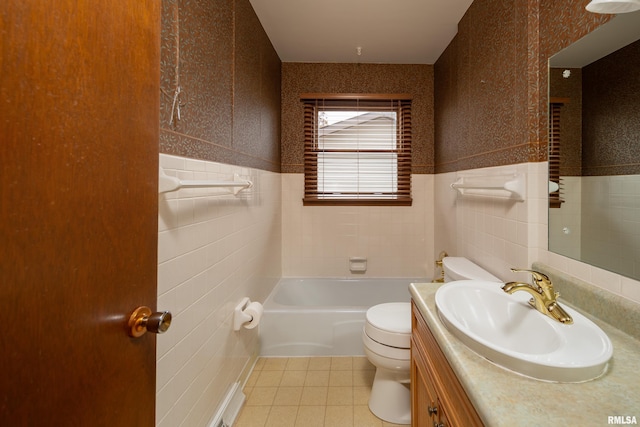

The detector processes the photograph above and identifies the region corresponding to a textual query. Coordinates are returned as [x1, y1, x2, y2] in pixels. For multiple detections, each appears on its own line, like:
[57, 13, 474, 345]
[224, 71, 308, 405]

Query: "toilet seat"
[363, 329, 410, 360]
[364, 303, 411, 349]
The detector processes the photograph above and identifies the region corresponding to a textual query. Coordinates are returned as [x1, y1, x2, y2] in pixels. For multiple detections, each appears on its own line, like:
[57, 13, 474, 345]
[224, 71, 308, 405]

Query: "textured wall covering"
[434, 0, 611, 174]
[539, 4, 640, 304]
[434, 0, 532, 173]
[549, 67, 582, 176]
[538, 0, 611, 160]
[156, 1, 282, 426]
[281, 63, 434, 174]
[160, 0, 282, 172]
[582, 40, 640, 176]
[548, 41, 640, 177]
[432, 0, 640, 307]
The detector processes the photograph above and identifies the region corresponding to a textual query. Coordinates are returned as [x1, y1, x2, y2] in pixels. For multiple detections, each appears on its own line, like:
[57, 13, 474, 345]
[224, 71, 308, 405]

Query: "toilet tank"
[442, 257, 501, 282]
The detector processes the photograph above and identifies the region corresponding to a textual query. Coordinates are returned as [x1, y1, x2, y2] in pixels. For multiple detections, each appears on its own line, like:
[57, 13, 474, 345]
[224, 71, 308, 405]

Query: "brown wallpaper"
[434, 0, 530, 173]
[434, 0, 611, 174]
[159, 0, 281, 173]
[539, 0, 612, 173]
[280, 63, 434, 174]
[549, 67, 582, 176]
[582, 39, 640, 176]
[157, 0, 615, 176]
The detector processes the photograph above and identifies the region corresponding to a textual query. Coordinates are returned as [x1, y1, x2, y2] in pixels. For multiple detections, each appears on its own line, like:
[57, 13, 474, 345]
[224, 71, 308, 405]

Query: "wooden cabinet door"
[0, 0, 161, 425]
[411, 303, 484, 427]
[413, 336, 451, 427]
[411, 337, 435, 426]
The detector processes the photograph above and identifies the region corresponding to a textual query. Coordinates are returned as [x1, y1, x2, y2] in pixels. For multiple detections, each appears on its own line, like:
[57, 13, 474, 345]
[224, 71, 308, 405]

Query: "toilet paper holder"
[233, 297, 263, 331]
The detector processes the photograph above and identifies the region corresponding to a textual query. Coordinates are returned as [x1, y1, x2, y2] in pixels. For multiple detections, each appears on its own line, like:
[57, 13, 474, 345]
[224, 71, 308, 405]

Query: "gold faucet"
[502, 268, 573, 324]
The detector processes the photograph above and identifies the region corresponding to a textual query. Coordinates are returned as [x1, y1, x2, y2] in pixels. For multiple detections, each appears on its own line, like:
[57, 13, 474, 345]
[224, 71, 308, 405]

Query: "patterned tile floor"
[234, 356, 408, 427]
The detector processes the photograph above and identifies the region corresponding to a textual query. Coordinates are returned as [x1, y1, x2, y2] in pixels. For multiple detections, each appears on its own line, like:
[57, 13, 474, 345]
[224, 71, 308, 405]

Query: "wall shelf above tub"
[450, 172, 526, 201]
[159, 168, 253, 195]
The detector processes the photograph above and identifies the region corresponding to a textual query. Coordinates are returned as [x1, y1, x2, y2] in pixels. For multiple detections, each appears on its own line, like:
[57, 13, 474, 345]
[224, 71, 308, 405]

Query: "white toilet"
[363, 302, 412, 424]
[441, 256, 501, 283]
[362, 257, 501, 424]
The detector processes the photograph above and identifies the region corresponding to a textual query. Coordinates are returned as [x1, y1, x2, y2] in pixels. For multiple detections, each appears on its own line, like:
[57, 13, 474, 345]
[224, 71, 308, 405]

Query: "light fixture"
[586, 0, 640, 14]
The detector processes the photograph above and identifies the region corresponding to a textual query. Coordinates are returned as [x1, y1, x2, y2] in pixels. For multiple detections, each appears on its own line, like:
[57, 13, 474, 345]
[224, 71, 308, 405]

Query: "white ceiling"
[249, 0, 475, 64]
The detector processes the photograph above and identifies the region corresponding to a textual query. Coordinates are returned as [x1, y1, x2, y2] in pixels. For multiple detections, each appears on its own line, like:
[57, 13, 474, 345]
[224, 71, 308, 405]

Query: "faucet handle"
[510, 268, 552, 289]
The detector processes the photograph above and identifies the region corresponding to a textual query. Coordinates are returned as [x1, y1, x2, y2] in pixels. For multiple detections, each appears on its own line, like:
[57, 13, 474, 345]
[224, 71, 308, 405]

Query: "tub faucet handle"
[433, 251, 448, 283]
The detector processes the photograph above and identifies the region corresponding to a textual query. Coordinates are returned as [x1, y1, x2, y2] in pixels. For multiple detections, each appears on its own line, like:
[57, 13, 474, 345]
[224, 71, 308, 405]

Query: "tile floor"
[234, 356, 408, 427]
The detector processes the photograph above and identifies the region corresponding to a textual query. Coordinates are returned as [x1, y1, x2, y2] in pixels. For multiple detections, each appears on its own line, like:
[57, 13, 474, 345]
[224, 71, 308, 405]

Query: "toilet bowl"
[362, 302, 411, 425]
[362, 257, 501, 424]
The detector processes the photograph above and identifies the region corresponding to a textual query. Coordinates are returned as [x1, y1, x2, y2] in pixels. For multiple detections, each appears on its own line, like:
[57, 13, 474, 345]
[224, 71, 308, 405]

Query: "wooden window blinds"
[301, 94, 412, 206]
[549, 98, 567, 208]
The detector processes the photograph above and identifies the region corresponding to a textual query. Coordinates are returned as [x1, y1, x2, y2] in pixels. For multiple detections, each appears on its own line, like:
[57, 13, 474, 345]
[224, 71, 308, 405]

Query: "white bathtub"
[259, 277, 424, 357]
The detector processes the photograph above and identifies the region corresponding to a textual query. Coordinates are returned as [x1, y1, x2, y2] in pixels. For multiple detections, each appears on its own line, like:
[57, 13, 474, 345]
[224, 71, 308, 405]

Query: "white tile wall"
[549, 176, 582, 260]
[433, 164, 542, 283]
[155, 155, 640, 427]
[156, 154, 281, 427]
[582, 175, 640, 279]
[281, 174, 434, 279]
[434, 172, 459, 257]
[539, 173, 640, 303]
[436, 161, 640, 304]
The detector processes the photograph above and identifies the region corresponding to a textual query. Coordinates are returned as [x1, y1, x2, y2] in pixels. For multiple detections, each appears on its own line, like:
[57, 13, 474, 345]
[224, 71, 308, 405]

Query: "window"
[301, 94, 412, 206]
[549, 98, 567, 208]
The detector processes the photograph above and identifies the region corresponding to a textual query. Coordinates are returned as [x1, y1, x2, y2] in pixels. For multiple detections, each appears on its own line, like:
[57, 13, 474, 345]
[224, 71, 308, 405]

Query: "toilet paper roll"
[242, 301, 263, 329]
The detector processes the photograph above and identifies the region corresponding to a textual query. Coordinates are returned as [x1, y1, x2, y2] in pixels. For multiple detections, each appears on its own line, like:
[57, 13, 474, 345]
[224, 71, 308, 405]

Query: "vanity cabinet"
[411, 301, 484, 427]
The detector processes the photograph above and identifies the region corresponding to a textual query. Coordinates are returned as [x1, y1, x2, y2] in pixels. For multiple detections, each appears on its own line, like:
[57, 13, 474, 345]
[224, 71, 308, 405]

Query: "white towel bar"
[450, 173, 525, 201]
[159, 168, 253, 195]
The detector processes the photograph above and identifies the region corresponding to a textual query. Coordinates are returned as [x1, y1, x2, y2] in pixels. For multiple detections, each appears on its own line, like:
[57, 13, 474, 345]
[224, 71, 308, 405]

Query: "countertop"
[410, 282, 640, 427]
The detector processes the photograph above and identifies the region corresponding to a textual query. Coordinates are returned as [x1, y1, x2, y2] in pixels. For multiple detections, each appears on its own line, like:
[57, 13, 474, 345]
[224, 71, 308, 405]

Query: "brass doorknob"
[128, 306, 172, 337]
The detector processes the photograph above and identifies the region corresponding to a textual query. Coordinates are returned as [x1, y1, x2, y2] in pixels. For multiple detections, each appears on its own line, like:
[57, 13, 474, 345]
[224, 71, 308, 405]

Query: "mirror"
[548, 11, 640, 280]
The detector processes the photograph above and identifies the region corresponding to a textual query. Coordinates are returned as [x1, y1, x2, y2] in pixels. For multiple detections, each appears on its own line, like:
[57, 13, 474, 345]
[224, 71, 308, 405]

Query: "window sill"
[302, 198, 412, 207]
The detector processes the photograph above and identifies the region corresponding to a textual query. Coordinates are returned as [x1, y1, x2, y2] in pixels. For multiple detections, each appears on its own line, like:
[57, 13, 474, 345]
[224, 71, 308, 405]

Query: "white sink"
[435, 280, 613, 382]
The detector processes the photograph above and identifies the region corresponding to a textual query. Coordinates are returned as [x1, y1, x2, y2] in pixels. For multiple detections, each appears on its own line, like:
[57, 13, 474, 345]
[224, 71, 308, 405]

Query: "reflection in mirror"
[548, 11, 640, 280]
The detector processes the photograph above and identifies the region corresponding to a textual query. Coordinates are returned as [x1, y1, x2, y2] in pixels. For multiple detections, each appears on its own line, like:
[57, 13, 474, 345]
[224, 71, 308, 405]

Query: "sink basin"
[435, 280, 613, 382]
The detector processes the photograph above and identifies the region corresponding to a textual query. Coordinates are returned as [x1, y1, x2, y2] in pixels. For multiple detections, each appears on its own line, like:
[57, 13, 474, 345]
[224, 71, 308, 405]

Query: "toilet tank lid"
[442, 257, 502, 282]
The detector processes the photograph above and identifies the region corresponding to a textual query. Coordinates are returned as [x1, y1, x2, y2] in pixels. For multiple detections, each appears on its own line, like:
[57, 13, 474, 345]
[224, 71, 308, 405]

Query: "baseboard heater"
[208, 382, 246, 427]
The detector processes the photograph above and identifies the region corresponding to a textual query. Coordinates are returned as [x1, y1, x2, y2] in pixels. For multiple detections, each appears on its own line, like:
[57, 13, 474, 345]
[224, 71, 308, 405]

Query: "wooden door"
[0, 0, 160, 425]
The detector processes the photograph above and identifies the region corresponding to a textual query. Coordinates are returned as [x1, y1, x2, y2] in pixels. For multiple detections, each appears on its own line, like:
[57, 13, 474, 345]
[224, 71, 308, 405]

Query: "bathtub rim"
[262, 276, 428, 312]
